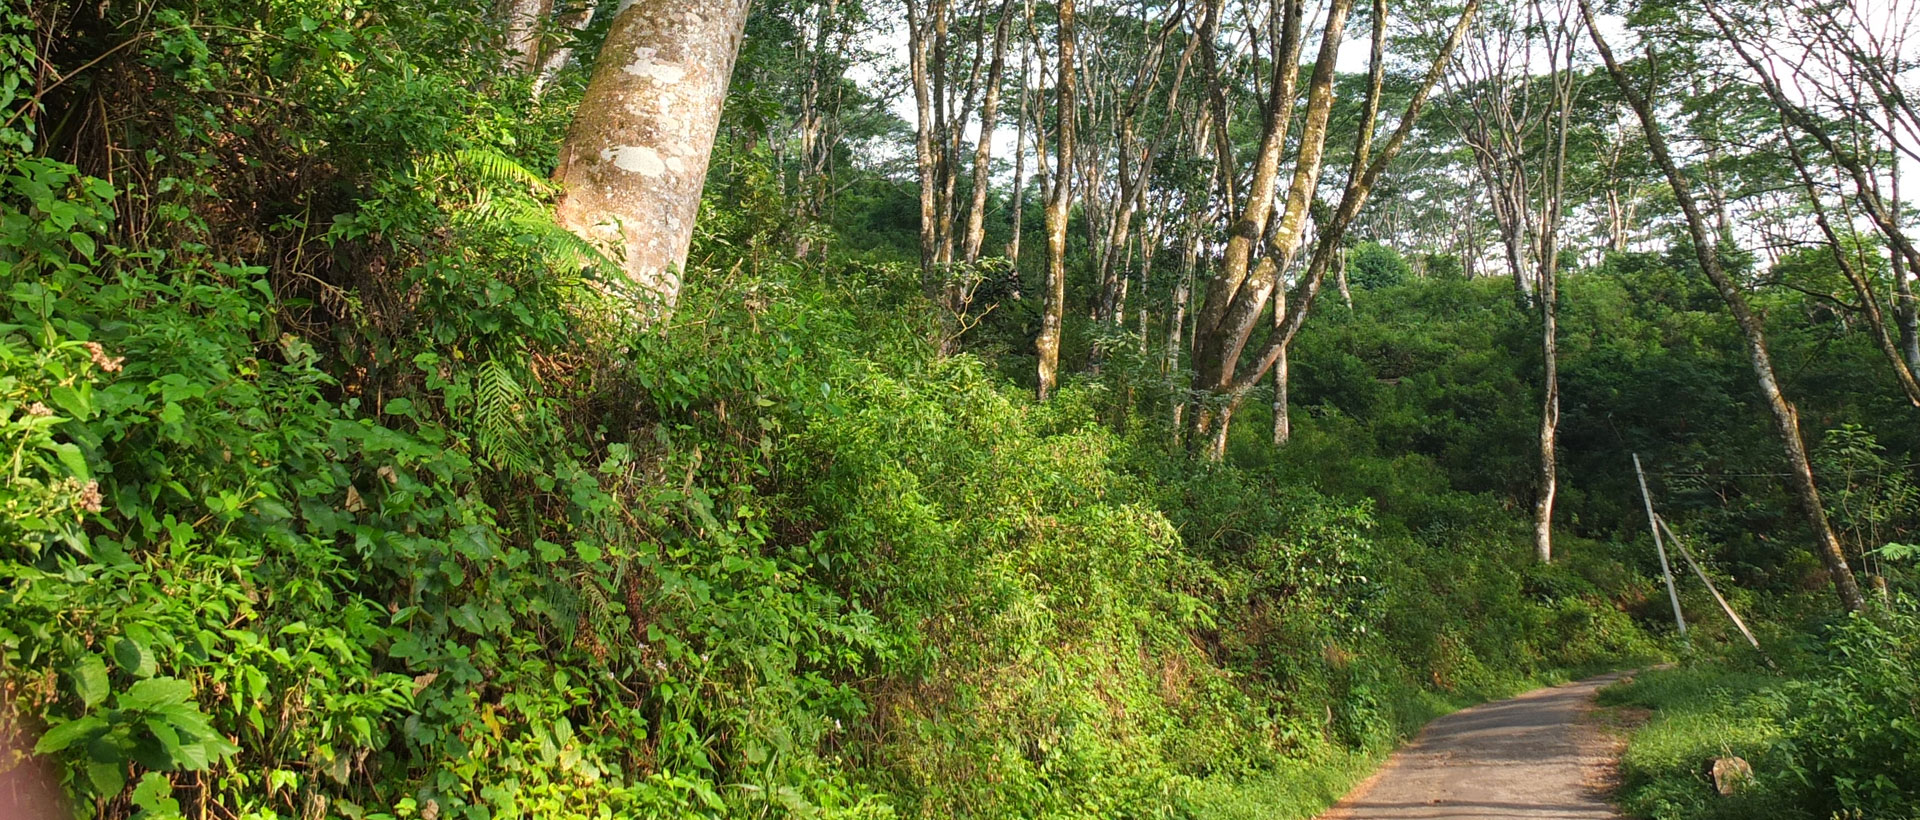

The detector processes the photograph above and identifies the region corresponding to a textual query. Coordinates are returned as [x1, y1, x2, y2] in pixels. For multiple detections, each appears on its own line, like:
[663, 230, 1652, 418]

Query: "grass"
[1596, 666, 1808, 820]
[1183, 749, 1381, 820]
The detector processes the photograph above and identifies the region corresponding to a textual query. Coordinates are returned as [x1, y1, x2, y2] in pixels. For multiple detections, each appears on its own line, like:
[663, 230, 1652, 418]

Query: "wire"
[1645, 461, 1920, 480]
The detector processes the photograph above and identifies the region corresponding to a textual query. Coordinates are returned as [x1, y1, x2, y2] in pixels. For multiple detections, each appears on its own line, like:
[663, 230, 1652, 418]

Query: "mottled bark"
[1191, 0, 1315, 387]
[1037, 0, 1075, 401]
[1271, 335, 1290, 445]
[1225, 0, 1482, 462]
[1007, 8, 1033, 263]
[906, 0, 941, 277]
[1535, 7, 1578, 565]
[502, 0, 553, 72]
[530, 1, 597, 97]
[963, 0, 1015, 264]
[554, 0, 750, 321]
[1581, 0, 1865, 613]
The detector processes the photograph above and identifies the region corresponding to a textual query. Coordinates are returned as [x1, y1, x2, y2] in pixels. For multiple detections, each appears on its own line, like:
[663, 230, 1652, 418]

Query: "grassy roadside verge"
[1596, 602, 1920, 820]
[1596, 666, 1796, 819]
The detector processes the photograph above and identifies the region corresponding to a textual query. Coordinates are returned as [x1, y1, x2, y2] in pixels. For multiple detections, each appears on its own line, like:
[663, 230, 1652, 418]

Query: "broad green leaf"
[51, 442, 91, 482]
[113, 636, 156, 677]
[73, 655, 109, 708]
[122, 677, 193, 710]
[85, 760, 126, 795]
[33, 715, 107, 754]
[50, 384, 91, 419]
[129, 772, 180, 814]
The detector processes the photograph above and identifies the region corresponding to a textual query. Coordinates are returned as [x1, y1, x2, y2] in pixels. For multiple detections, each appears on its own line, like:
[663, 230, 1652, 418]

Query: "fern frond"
[415, 147, 556, 196]
[474, 356, 535, 473]
[456, 196, 621, 277]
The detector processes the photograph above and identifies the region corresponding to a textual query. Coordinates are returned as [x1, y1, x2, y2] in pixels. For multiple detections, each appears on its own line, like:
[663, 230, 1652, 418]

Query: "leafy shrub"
[1346, 243, 1411, 291]
[1777, 601, 1920, 818]
[1604, 602, 1920, 820]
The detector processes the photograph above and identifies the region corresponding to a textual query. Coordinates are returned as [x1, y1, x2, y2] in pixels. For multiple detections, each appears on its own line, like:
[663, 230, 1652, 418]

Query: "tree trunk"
[1534, 11, 1578, 564]
[1775, 113, 1920, 406]
[1191, 0, 1317, 393]
[1700, 0, 1920, 390]
[1037, 0, 1075, 401]
[1229, 0, 1481, 424]
[530, 1, 597, 97]
[1580, 0, 1864, 612]
[1272, 340, 1290, 444]
[964, 1, 1016, 264]
[501, 0, 553, 73]
[906, 1, 941, 278]
[554, 0, 750, 322]
[1534, 235, 1561, 564]
[1193, 0, 1480, 457]
[1007, 9, 1032, 263]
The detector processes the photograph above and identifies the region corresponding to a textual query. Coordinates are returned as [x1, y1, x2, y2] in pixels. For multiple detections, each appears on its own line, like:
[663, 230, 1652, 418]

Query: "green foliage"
[0, 2, 1710, 819]
[1346, 242, 1412, 290]
[1603, 601, 1920, 820]
[1600, 666, 1798, 820]
[1777, 601, 1920, 818]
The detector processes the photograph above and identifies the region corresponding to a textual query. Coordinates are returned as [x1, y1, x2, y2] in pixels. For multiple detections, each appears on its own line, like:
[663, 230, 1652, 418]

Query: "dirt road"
[1317, 672, 1630, 820]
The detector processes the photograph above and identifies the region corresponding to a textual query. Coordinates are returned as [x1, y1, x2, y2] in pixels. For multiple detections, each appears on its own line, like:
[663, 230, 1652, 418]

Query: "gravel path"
[1316, 672, 1630, 820]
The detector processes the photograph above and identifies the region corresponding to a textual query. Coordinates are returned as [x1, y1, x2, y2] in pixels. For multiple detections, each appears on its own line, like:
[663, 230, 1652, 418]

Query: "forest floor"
[1315, 672, 1634, 820]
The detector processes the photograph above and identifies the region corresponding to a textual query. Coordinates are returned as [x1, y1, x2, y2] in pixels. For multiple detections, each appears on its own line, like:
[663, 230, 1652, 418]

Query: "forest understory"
[2, 0, 1917, 819]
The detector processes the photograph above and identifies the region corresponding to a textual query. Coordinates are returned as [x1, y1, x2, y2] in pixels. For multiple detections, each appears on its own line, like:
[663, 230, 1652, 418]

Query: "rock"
[1710, 755, 1753, 795]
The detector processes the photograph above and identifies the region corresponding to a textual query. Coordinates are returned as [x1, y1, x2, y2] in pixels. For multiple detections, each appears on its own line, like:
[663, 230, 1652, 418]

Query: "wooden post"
[1634, 454, 1688, 638]
[1657, 515, 1761, 652]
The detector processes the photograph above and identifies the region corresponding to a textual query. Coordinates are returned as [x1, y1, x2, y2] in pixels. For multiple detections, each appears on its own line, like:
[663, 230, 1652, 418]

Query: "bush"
[1347, 243, 1412, 290]
[1778, 601, 1920, 818]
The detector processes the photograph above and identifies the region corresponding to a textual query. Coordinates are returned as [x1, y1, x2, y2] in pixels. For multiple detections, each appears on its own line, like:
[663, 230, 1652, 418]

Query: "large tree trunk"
[554, 0, 750, 321]
[1580, 0, 1865, 612]
[1190, 0, 1318, 398]
[1037, 0, 1076, 401]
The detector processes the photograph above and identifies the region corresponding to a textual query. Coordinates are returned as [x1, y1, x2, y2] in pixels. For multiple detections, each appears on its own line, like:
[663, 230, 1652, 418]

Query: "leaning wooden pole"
[1634, 454, 1688, 639]
[1657, 515, 1761, 652]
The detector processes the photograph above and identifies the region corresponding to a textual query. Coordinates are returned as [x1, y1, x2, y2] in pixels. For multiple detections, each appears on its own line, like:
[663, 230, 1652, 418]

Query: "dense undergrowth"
[0, 3, 1675, 818]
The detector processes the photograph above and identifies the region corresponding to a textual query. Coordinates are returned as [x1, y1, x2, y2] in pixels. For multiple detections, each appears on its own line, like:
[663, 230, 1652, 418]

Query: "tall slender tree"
[1038, 0, 1076, 400]
[1578, 0, 1866, 612]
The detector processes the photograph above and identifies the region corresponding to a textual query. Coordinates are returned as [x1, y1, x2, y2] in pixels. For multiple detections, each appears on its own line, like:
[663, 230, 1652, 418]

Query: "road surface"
[1317, 672, 1630, 820]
